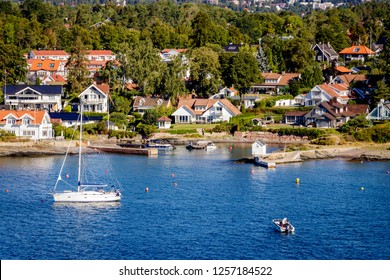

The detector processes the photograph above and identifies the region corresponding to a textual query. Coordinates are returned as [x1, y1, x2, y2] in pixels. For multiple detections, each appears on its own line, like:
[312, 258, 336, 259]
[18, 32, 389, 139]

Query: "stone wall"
[234, 131, 309, 144]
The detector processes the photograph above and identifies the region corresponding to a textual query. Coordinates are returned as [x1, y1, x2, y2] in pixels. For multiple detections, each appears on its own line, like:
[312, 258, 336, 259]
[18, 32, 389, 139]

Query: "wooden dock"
[89, 145, 158, 156]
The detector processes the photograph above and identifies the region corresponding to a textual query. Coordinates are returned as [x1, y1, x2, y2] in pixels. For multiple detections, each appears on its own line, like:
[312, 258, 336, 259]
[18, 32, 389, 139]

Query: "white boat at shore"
[186, 141, 217, 150]
[272, 218, 295, 233]
[147, 143, 176, 151]
[52, 102, 121, 203]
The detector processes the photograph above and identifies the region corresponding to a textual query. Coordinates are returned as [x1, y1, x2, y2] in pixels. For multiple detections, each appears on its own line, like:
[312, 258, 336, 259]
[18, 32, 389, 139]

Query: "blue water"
[0, 143, 389, 260]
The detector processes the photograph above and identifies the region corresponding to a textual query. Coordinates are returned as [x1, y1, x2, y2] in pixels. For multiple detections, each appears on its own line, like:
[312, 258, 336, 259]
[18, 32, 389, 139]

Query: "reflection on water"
[1, 143, 390, 260]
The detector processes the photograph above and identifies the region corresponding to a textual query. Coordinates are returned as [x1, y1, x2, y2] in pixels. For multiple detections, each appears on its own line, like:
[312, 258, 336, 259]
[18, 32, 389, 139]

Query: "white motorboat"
[52, 102, 121, 203]
[272, 218, 295, 233]
[186, 141, 216, 150]
[147, 143, 176, 151]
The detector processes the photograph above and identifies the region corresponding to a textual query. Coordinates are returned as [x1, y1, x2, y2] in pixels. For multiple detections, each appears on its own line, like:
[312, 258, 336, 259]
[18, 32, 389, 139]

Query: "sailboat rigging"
[52, 101, 121, 202]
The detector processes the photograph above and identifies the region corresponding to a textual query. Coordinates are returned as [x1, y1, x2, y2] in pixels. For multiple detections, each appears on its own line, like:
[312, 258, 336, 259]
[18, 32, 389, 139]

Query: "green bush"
[108, 130, 137, 139]
[370, 124, 390, 143]
[0, 129, 17, 141]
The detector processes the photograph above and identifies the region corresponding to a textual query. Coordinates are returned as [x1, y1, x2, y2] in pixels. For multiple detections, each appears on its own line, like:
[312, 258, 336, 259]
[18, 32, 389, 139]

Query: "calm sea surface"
[0, 143, 389, 260]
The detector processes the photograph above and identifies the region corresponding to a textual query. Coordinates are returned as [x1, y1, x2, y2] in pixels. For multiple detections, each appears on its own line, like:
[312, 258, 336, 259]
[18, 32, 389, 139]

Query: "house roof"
[259, 73, 300, 86]
[157, 116, 172, 122]
[0, 110, 48, 125]
[334, 74, 367, 85]
[317, 84, 349, 100]
[133, 96, 170, 108]
[29, 59, 62, 71]
[222, 44, 244, 52]
[49, 112, 103, 121]
[176, 98, 241, 116]
[335, 66, 353, 73]
[3, 85, 63, 95]
[95, 83, 110, 94]
[85, 50, 114, 56]
[43, 74, 67, 85]
[346, 104, 369, 115]
[161, 49, 187, 53]
[284, 111, 307, 117]
[339, 45, 375, 55]
[30, 50, 69, 56]
[313, 42, 338, 57]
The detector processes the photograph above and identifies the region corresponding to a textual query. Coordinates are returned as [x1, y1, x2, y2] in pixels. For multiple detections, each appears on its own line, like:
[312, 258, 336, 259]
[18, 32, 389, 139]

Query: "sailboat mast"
[77, 100, 83, 191]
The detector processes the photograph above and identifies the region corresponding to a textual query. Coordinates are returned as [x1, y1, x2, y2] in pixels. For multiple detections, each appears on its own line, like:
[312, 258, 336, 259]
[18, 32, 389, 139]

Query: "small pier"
[89, 145, 158, 156]
[254, 157, 276, 168]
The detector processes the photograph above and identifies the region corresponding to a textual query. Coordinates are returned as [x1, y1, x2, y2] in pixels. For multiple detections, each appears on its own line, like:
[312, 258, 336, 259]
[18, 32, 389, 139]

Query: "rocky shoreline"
[1, 138, 390, 162]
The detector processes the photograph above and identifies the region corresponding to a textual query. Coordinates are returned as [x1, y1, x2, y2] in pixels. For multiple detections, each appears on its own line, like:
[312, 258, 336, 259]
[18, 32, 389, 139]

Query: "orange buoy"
[5, 189, 9, 193]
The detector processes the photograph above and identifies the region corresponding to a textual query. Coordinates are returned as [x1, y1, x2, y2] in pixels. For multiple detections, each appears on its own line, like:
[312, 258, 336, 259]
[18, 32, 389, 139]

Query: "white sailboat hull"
[53, 191, 121, 202]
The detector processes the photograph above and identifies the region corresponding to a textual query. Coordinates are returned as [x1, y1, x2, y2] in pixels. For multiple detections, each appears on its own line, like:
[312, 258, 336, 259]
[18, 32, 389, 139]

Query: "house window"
[179, 116, 188, 123]
[23, 130, 35, 136]
[7, 118, 16, 125]
[37, 63, 42, 67]
[22, 119, 31, 125]
[50, 63, 55, 68]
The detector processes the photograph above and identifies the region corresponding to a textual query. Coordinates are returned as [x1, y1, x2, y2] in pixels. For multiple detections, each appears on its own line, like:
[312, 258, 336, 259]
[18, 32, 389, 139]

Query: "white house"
[366, 100, 390, 121]
[252, 140, 267, 156]
[3, 85, 63, 111]
[171, 97, 241, 124]
[210, 87, 238, 99]
[78, 84, 109, 113]
[0, 110, 53, 140]
[304, 84, 350, 106]
[157, 116, 172, 129]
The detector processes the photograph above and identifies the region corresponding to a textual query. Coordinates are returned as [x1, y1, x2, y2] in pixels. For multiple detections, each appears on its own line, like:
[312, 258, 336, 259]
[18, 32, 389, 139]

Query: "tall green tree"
[120, 40, 166, 95]
[189, 46, 221, 97]
[0, 41, 27, 85]
[300, 64, 324, 88]
[159, 56, 187, 105]
[229, 49, 262, 94]
[65, 38, 91, 99]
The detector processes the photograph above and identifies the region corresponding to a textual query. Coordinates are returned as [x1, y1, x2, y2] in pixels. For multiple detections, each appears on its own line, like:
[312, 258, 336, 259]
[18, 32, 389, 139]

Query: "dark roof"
[49, 112, 103, 121]
[222, 44, 243, 53]
[284, 111, 307, 117]
[3, 85, 63, 95]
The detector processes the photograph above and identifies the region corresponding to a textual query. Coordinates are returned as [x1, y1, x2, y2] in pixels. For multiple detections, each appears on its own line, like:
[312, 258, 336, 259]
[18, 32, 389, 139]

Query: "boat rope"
[53, 115, 80, 192]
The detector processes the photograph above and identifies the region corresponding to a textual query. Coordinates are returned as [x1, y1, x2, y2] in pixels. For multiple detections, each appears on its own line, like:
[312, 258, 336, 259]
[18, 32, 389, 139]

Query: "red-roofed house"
[0, 110, 53, 140]
[338, 45, 375, 63]
[157, 116, 172, 129]
[252, 72, 300, 94]
[28, 50, 70, 61]
[304, 83, 350, 106]
[41, 74, 67, 85]
[27, 59, 67, 83]
[171, 97, 241, 124]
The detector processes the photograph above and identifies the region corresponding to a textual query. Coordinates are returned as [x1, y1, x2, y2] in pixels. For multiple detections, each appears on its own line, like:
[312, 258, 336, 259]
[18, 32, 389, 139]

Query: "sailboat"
[52, 102, 121, 203]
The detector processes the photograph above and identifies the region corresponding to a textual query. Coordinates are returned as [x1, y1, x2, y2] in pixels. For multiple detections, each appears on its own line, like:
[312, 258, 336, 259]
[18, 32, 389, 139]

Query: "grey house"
[312, 42, 339, 62]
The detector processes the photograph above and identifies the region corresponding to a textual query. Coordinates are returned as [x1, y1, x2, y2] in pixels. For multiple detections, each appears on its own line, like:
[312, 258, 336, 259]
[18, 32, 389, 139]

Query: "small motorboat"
[272, 218, 295, 233]
[186, 141, 216, 150]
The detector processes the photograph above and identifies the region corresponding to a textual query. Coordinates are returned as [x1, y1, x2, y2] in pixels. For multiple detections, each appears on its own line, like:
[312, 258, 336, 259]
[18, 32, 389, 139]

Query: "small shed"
[157, 116, 172, 129]
[252, 140, 267, 156]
